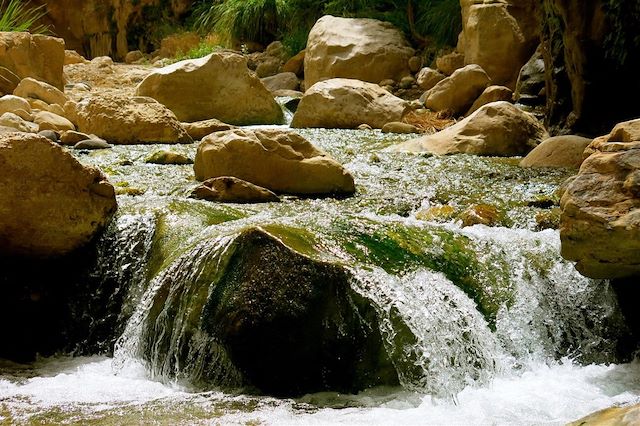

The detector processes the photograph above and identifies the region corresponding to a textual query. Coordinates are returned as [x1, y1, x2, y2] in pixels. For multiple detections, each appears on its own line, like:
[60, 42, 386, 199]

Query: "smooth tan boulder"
[416, 67, 445, 91]
[465, 85, 513, 116]
[191, 176, 280, 203]
[425, 64, 491, 116]
[261, 72, 300, 92]
[194, 128, 355, 195]
[560, 119, 640, 279]
[60, 130, 92, 146]
[0, 95, 31, 115]
[304, 16, 414, 88]
[382, 122, 421, 134]
[460, 0, 539, 89]
[0, 112, 37, 133]
[0, 32, 65, 90]
[436, 52, 465, 76]
[282, 50, 305, 76]
[0, 132, 117, 257]
[392, 101, 547, 156]
[67, 94, 191, 144]
[13, 77, 68, 106]
[64, 50, 88, 65]
[520, 135, 592, 168]
[568, 403, 640, 426]
[34, 111, 75, 132]
[291, 78, 408, 129]
[136, 52, 283, 125]
[182, 119, 235, 140]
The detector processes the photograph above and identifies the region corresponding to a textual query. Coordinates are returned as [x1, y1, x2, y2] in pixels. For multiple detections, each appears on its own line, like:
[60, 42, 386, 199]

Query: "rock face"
[194, 129, 355, 195]
[142, 227, 398, 396]
[560, 119, 640, 279]
[520, 135, 592, 168]
[291, 78, 408, 129]
[304, 15, 414, 88]
[514, 47, 545, 110]
[0, 32, 65, 91]
[542, 0, 640, 135]
[67, 94, 191, 144]
[460, 0, 539, 89]
[424, 65, 491, 116]
[0, 132, 116, 257]
[393, 102, 547, 156]
[136, 53, 283, 125]
[191, 177, 280, 203]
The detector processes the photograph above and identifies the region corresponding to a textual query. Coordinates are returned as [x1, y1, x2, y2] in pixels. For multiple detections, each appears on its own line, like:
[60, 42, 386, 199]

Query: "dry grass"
[402, 110, 456, 134]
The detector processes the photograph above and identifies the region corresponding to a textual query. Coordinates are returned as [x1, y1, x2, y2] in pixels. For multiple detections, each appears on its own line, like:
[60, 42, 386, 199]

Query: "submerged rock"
[304, 15, 414, 88]
[190, 177, 279, 203]
[560, 119, 640, 279]
[291, 78, 408, 129]
[0, 132, 117, 257]
[194, 128, 355, 195]
[145, 149, 192, 165]
[392, 102, 547, 156]
[136, 52, 283, 125]
[140, 227, 398, 396]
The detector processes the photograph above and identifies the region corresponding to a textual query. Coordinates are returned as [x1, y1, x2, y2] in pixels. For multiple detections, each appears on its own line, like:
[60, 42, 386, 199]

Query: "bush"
[0, 0, 48, 33]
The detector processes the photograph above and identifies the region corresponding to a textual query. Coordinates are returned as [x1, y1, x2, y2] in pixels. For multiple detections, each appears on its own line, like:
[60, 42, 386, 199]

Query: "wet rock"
[67, 94, 191, 144]
[560, 119, 640, 279]
[520, 135, 592, 169]
[460, 204, 501, 227]
[191, 177, 280, 203]
[261, 72, 299, 92]
[425, 65, 491, 116]
[465, 85, 513, 117]
[74, 139, 112, 150]
[182, 118, 235, 140]
[393, 102, 547, 156]
[13, 77, 68, 106]
[0, 32, 65, 90]
[142, 227, 398, 396]
[416, 205, 456, 221]
[291, 78, 408, 129]
[0, 132, 116, 257]
[416, 67, 445, 91]
[382, 122, 421, 134]
[145, 149, 193, 165]
[305, 16, 414, 88]
[194, 128, 355, 195]
[535, 209, 561, 231]
[137, 52, 283, 125]
[567, 403, 640, 426]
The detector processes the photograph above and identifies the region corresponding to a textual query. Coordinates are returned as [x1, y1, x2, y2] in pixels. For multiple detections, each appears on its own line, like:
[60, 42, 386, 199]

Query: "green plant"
[173, 40, 222, 61]
[0, 0, 49, 33]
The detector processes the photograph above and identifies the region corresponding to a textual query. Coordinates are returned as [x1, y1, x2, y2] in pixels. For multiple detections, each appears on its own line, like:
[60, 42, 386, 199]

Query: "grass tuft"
[0, 0, 48, 33]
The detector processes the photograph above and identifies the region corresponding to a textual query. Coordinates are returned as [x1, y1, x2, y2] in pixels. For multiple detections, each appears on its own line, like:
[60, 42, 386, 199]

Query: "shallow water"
[2, 128, 637, 424]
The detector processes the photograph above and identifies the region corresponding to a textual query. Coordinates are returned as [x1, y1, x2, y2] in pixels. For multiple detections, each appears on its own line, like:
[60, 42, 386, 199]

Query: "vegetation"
[603, 0, 640, 67]
[192, 0, 461, 55]
[0, 0, 48, 33]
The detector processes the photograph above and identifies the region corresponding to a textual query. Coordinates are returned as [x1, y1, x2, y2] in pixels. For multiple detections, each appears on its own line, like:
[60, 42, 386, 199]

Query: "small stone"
[357, 124, 373, 131]
[38, 129, 59, 142]
[460, 204, 501, 227]
[190, 176, 280, 203]
[399, 76, 416, 89]
[74, 139, 112, 150]
[60, 130, 91, 145]
[125, 50, 144, 64]
[145, 149, 193, 165]
[379, 79, 395, 87]
[416, 205, 456, 221]
[381, 122, 421, 134]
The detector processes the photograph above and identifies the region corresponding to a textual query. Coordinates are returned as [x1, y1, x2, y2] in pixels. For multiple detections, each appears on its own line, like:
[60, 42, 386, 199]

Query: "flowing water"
[1, 128, 639, 424]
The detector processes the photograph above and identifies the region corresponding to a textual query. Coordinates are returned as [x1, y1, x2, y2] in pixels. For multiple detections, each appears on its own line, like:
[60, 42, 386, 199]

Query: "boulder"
[567, 403, 640, 426]
[560, 119, 640, 279]
[141, 227, 398, 396]
[145, 149, 193, 165]
[60, 130, 92, 145]
[194, 128, 355, 195]
[436, 52, 465, 76]
[392, 101, 547, 156]
[182, 119, 235, 140]
[416, 67, 445, 91]
[255, 57, 282, 78]
[520, 135, 592, 168]
[0, 112, 37, 133]
[74, 139, 111, 150]
[460, 0, 539, 89]
[261, 72, 300, 92]
[38, 130, 59, 143]
[67, 94, 191, 144]
[408, 56, 423, 73]
[190, 177, 280, 203]
[304, 16, 414, 88]
[282, 50, 305, 76]
[514, 47, 545, 108]
[125, 50, 144, 64]
[136, 53, 283, 125]
[34, 111, 75, 132]
[465, 85, 513, 116]
[0, 32, 65, 90]
[64, 50, 88, 65]
[291, 78, 408, 129]
[0, 95, 31, 115]
[0, 132, 117, 257]
[425, 64, 491, 116]
[13, 77, 68, 106]
[381, 122, 421, 134]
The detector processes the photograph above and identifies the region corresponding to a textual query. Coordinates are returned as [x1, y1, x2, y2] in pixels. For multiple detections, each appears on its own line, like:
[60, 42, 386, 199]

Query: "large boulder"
[140, 227, 398, 396]
[0, 32, 65, 91]
[0, 132, 116, 257]
[465, 85, 513, 117]
[194, 128, 355, 195]
[67, 94, 191, 144]
[560, 119, 640, 279]
[460, 0, 539, 89]
[304, 15, 414, 88]
[425, 64, 491, 116]
[291, 78, 408, 129]
[520, 135, 592, 168]
[136, 53, 283, 125]
[392, 101, 547, 156]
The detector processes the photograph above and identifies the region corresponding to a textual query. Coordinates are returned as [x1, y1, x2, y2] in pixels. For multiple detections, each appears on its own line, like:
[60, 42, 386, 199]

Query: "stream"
[1, 128, 639, 424]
